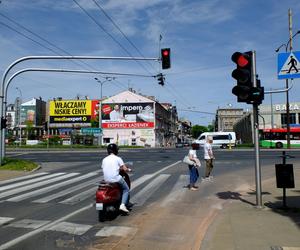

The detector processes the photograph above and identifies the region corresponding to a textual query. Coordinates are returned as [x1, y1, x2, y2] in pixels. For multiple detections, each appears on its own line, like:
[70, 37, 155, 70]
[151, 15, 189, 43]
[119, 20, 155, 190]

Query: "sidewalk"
[201, 167, 300, 250]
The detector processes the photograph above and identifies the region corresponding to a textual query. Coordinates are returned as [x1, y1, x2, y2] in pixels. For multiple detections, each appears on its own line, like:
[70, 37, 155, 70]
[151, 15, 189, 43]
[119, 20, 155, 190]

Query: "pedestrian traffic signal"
[248, 79, 264, 105]
[157, 73, 165, 86]
[161, 48, 171, 69]
[1, 117, 7, 129]
[231, 51, 253, 103]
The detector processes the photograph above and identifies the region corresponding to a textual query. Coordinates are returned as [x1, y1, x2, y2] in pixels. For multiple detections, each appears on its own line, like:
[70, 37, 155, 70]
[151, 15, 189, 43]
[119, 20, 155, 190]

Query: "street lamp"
[94, 77, 115, 146]
[275, 30, 300, 149]
[15, 87, 22, 146]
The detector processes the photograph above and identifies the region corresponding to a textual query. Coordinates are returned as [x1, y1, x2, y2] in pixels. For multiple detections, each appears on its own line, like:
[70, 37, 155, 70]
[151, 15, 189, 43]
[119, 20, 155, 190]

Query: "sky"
[1, 0, 300, 126]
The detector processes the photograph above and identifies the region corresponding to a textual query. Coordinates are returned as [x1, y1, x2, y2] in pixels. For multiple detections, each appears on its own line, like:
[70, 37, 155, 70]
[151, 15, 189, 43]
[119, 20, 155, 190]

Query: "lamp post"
[15, 87, 22, 146]
[275, 30, 300, 149]
[94, 77, 115, 146]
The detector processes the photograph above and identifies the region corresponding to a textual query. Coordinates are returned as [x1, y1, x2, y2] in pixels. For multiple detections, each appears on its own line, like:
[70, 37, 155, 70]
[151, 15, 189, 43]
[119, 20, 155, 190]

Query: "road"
[0, 148, 299, 250]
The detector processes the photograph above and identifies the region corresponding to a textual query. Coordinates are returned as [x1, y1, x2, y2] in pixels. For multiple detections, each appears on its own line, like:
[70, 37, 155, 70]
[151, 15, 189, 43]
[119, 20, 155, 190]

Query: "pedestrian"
[187, 144, 201, 190]
[203, 136, 214, 181]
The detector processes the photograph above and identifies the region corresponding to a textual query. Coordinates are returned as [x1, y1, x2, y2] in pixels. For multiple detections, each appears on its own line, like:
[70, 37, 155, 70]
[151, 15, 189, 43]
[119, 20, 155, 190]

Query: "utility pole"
[286, 9, 292, 149]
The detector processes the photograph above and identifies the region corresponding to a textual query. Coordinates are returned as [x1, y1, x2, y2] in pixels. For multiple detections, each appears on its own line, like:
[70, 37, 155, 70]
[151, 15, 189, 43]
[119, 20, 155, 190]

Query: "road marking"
[9, 219, 50, 229]
[131, 174, 154, 190]
[6, 172, 92, 202]
[0, 172, 64, 192]
[0, 161, 181, 249]
[47, 222, 92, 236]
[0, 203, 93, 250]
[95, 226, 137, 237]
[33, 177, 99, 203]
[0, 173, 78, 200]
[160, 175, 188, 207]
[131, 174, 170, 206]
[0, 172, 49, 186]
[0, 217, 14, 226]
[59, 186, 96, 205]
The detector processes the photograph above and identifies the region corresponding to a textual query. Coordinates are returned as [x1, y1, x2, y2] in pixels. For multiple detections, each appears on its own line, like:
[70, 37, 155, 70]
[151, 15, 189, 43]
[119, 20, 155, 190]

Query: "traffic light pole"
[252, 51, 262, 208]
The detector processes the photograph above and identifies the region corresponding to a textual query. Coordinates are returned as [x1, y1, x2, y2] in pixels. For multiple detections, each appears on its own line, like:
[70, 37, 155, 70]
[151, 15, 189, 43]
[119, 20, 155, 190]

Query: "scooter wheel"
[98, 207, 106, 222]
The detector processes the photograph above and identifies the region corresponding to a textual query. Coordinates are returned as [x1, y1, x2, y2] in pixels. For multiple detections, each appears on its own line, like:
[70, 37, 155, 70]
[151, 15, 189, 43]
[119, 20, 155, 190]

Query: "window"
[281, 113, 296, 127]
[213, 135, 229, 140]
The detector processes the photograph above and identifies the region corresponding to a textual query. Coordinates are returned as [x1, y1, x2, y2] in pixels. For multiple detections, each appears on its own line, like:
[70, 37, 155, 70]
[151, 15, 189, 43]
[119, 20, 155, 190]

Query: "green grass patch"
[0, 158, 38, 171]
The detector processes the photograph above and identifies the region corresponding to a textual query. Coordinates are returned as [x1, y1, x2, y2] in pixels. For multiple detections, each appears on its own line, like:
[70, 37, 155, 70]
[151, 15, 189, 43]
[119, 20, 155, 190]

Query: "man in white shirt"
[203, 136, 214, 180]
[109, 105, 123, 121]
[102, 143, 131, 213]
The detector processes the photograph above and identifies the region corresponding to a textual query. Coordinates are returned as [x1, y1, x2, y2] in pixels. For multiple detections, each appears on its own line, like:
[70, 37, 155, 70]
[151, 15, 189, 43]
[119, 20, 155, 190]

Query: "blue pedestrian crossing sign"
[278, 51, 300, 79]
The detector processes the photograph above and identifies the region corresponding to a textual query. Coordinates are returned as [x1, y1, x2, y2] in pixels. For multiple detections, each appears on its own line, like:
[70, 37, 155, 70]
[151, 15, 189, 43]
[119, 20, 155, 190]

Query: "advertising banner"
[101, 102, 154, 129]
[20, 106, 36, 125]
[49, 100, 92, 124]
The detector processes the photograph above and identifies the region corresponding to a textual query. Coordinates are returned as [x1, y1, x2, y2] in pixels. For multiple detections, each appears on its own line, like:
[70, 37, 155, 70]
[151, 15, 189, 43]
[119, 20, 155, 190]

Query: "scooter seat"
[99, 181, 120, 189]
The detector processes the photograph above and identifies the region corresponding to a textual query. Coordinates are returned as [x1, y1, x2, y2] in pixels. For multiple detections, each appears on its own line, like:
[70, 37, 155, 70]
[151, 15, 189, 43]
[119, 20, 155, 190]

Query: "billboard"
[49, 100, 92, 124]
[20, 106, 36, 125]
[101, 102, 154, 129]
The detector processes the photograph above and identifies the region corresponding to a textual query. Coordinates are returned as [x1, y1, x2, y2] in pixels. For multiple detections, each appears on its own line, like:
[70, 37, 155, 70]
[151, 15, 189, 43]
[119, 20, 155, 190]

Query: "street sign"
[278, 51, 300, 79]
[81, 128, 102, 135]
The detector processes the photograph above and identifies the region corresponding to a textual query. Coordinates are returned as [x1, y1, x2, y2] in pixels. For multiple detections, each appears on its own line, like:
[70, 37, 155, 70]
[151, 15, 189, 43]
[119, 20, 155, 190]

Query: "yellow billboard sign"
[49, 100, 92, 116]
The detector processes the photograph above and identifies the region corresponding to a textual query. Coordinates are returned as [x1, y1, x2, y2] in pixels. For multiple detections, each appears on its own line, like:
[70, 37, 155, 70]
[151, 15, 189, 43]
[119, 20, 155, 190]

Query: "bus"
[192, 132, 236, 149]
[259, 127, 300, 148]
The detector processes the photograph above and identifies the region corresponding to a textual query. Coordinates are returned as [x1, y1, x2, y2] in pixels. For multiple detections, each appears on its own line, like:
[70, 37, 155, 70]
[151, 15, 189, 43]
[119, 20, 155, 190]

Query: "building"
[233, 102, 300, 144]
[101, 90, 178, 147]
[215, 108, 244, 132]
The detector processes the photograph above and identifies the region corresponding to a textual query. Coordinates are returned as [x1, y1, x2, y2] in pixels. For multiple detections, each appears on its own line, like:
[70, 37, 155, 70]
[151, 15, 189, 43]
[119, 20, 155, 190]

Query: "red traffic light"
[162, 50, 169, 57]
[231, 52, 250, 67]
[161, 48, 171, 69]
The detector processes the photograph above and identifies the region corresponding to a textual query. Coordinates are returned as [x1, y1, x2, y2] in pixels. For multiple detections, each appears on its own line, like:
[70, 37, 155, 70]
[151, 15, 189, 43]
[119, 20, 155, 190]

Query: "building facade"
[215, 108, 244, 132]
[233, 102, 300, 144]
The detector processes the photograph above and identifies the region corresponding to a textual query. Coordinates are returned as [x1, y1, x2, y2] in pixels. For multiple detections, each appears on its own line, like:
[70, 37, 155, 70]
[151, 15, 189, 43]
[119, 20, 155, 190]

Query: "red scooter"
[96, 169, 131, 222]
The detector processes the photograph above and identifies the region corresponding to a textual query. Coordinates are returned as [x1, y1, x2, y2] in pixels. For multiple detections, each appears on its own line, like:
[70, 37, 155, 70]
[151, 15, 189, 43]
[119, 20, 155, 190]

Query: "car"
[175, 142, 184, 148]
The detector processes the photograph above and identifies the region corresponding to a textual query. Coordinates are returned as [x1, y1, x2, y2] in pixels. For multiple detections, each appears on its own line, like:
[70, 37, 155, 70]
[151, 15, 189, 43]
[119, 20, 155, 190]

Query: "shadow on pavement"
[264, 191, 300, 228]
[216, 191, 256, 206]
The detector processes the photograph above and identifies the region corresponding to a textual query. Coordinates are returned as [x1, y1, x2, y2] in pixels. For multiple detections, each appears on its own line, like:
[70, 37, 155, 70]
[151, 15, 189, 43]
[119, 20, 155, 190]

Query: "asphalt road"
[1, 148, 299, 250]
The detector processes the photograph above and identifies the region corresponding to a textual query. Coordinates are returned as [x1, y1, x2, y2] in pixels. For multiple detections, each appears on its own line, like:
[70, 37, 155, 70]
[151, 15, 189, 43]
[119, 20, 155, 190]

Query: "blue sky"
[1, 0, 300, 126]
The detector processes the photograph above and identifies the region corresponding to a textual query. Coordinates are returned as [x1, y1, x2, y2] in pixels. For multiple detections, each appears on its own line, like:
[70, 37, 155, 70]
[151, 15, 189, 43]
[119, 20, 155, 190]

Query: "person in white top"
[109, 105, 123, 121]
[187, 144, 201, 190]
[203, 136, 214, 180]
[101, 143, 131, 213]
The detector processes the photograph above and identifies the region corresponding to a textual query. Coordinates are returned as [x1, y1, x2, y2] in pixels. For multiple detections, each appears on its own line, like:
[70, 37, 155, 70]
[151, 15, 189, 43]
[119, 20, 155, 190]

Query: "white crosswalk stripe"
[0, 172, 49, 186]
[131, 174, 170, 206]
[0, 217, 14, 226]
[160, 175, 189, 207]
[59, 186, 96, 205]
[0, 172, 64, 192]
[33, 177, 99, 203]
[9, 219, 50, 229]
[0, 173, 79, 200]
[47, 222, 92, 236]
[6, 172, 99, 202]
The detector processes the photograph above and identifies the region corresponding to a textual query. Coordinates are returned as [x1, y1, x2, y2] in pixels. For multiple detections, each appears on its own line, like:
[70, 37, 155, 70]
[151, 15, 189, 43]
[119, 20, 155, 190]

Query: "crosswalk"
[0, 164, 203, 248]
[0, 170, 191, 206]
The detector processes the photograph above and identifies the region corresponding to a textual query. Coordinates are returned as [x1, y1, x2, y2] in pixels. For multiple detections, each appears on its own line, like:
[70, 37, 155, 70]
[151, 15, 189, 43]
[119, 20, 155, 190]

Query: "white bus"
[192, 132, 236, 149]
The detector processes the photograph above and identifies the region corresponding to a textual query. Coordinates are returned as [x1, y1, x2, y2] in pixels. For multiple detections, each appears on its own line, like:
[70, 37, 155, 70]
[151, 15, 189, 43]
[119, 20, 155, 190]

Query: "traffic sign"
[278, 51, 300, 79]
[81, 128, 102, 135]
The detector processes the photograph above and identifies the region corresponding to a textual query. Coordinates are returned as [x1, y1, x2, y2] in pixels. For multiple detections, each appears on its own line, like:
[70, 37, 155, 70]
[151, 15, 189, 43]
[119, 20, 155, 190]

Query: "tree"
[191, 125, 208, 139]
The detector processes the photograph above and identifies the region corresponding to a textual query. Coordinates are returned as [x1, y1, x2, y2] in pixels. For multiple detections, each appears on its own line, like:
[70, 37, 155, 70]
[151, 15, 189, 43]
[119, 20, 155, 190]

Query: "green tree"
[191, 125, 208, 139]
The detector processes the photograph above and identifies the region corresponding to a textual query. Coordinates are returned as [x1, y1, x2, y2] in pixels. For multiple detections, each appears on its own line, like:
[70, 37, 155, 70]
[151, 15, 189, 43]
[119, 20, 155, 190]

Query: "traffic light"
[157, 73, 165, 86]
[231, 51, 253, 103]
[248, 79, 264, 105]
[161, 48, 171, 69]
[1, 117, 7, 129]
